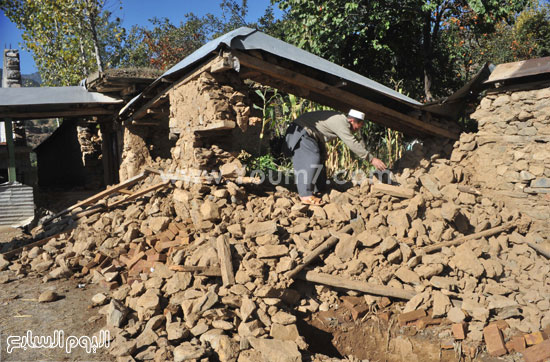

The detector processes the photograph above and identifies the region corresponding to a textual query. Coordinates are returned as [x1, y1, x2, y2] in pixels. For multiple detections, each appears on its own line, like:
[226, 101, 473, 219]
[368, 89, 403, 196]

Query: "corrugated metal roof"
[485, 56, 550, 84]
[0, 182, 34, 227]
[0, 86, 122, 107]
[422, 63, 494, 118]
[119, 27, 424, 120]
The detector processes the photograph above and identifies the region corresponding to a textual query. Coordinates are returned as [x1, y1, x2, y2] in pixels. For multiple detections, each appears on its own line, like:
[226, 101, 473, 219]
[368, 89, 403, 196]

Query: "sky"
[0, 0, 281, 74]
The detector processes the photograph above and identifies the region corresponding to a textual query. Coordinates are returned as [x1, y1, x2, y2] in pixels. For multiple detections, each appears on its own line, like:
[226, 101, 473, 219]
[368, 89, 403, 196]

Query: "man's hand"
[371, 158, 387, 171]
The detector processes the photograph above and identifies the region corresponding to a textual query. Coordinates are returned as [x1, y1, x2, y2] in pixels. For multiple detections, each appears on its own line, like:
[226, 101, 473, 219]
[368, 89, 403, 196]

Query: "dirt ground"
[299, 303, 513, 362]
[300, 307, 457, 361]
[0, 274, 113, 362]
[0, 227, 23, 244]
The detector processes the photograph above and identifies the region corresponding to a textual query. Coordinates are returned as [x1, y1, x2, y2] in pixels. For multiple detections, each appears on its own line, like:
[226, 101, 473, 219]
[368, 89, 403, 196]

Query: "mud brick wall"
[119, 126, 153, 181]
[452, 86, 550, 231]
[168, 70, 261, 172]
[119, 121, 173, 181]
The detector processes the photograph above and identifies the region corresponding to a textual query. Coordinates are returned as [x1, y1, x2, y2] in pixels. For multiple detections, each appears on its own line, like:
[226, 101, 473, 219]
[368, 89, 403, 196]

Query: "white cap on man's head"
[348, 109, 365, 121]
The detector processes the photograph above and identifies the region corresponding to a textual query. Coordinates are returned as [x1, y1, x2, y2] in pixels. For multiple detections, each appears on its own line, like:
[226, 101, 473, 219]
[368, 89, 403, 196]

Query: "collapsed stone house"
[114, 32, 550, 242]
[1, 27, 482, 197]
[1, 28, 547, 225]
[2, 29, 550, 362]
[116, 27, 472, 187]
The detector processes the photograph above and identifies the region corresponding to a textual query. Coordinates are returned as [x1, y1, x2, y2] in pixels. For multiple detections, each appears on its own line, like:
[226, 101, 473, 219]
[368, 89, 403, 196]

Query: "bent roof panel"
[230, 30, 422, 106]
[120, 27, 422, 119]
[0, 86, 122, 107]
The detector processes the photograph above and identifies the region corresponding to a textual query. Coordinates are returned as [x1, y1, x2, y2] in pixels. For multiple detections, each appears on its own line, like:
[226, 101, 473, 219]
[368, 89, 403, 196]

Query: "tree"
[1, 0, 124, 85]
[273, 0, 529, 100]
[120, 16, 211, 70]
[513, 1, 550, 58]
[119, 0, 280, 70]
[442, 0, 550, 82]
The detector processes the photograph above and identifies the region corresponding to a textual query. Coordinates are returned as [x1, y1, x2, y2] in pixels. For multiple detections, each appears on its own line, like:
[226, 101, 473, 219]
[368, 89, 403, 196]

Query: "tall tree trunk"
[85, 0, 104, 73]
[422, 11, 434, 102]
[77, 22, 89, 76]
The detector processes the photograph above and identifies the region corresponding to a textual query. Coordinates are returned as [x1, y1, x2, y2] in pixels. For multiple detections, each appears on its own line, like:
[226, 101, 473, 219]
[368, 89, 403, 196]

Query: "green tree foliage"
[443, 0, 550, 80]
[515, 3, 550, 57]
[120, 16, 211, 70]
[273, 0, 529, 100]
[1, 0, 124, 86]
[120, 0, 280, 70]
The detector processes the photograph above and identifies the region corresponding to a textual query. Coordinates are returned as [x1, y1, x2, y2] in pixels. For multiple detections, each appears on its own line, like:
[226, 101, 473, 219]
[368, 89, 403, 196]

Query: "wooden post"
[107, 180, 170, 209]
[100, 123, 117, 186]
[216, 235, 235, 286]
[169, 265, 222, 277]
[371, 183, 415, 199]
[43, 171, 149, 224]
[419, 222, 517, 254]
[4, 119, 16, 182]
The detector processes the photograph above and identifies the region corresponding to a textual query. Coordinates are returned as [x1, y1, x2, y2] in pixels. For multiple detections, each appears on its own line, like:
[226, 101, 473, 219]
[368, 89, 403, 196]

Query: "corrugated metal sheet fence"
[0, 182, 34, 227]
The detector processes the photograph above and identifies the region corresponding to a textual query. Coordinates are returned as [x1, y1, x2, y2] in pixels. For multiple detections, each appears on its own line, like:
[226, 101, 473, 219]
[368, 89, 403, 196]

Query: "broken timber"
[525, 242, 550, 259]
[299, 271, 415, 300]
[194, 120, 236, 133]
[286, 224, 354, 279]
[420, 222, 517, 254]
[43, 171, 150, 225]
[108, 180, 170, 209]
[216, 235, 235, 286]
[371, 183, 415, 199]
[169, 265, 222, 277]
[2, 227, 76, 258]
[233, 50, 459, 140]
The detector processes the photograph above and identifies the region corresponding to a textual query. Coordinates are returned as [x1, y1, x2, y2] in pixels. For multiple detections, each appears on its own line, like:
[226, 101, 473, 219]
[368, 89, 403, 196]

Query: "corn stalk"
[252, 85, 385, 180]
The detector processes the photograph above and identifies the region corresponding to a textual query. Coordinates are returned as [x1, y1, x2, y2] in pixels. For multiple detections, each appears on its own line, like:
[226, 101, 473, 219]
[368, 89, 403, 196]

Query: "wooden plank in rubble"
[43, 171, 149, 225]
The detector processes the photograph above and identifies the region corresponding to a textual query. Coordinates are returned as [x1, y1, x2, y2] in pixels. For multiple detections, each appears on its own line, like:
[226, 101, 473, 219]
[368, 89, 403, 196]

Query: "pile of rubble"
[2, 81, 550, 361]
[1, 123, 549, 361]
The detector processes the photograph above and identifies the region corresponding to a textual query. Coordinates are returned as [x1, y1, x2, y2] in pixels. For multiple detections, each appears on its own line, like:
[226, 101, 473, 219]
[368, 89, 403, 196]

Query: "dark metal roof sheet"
[0, 86, 122, 107]
[422, 63, 494, 118]
[119, 27, 423, 119]
[485, 56, 550, 84]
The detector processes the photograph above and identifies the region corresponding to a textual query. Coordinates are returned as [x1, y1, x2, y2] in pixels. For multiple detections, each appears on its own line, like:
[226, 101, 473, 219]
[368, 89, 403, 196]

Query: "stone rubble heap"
[1, 126, 549, 361]
[1, 84, 550, 361]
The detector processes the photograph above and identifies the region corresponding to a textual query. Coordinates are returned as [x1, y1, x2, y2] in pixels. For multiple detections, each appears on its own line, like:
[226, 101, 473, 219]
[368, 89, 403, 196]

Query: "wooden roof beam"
[233, 50, 458, 139]
[240, 66, 424, 137]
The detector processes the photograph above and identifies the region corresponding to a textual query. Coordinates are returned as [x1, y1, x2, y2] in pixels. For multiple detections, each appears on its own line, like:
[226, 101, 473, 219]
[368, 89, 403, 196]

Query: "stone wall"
[119, 118, 173, 182]
[2, 50, 27, 148]
[452, 85, 550, 232]
[2, 49, 22, 88]
[168, 68, 261, 172]
[118, 66, 263, 182]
